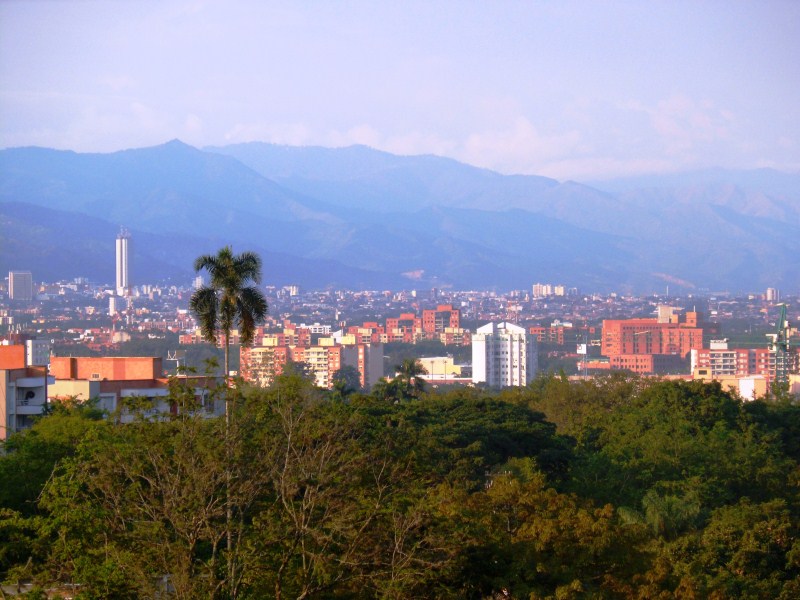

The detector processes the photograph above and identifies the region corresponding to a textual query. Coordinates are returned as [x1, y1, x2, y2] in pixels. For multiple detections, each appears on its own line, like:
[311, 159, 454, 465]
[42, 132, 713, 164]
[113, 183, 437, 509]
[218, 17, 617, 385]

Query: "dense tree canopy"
[1, 373, 798, 598]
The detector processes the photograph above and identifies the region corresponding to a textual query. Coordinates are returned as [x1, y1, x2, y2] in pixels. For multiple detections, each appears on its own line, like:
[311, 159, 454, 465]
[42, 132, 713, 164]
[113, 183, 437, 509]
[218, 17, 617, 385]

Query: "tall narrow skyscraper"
[115, 227, 131, 296]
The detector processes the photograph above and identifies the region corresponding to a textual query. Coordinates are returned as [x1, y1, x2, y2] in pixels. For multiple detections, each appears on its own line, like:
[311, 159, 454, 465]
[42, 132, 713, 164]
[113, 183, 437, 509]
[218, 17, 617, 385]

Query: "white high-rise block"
[116, 228, 131, 297]
[472, 322, 537, 387]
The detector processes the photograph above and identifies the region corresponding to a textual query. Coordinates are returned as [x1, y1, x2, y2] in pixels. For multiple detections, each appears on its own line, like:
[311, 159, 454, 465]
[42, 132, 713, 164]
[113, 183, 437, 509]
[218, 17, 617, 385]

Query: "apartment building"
[1, 344, 52, 440]
[600, 308, 706, 374]
[49, 356, 220, 421]
[472, 322, 537, 387]
[240, 335, 383, 391]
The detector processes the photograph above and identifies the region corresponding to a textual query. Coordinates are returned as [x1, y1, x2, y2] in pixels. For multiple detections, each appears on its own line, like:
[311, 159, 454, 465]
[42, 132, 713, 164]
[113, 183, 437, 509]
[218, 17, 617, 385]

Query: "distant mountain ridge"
[1, 140, 798, 293]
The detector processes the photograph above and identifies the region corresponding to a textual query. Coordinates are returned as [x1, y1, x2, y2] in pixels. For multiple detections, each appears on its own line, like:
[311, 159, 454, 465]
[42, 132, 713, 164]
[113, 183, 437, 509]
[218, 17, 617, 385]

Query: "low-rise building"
[48, 356, 220, 422]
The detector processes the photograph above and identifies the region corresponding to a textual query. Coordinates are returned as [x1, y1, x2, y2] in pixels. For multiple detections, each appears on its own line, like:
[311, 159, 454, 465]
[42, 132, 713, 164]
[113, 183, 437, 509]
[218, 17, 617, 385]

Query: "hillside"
[2, 141, 798, 292]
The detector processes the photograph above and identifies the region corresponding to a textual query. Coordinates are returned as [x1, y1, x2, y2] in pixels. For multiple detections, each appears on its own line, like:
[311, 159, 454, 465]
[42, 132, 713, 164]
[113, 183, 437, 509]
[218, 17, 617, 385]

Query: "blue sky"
[1, 1, 798, 180]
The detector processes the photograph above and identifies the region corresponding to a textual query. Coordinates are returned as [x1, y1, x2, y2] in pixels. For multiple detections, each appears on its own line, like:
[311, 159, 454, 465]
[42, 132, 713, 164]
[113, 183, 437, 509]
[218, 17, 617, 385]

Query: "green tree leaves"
[1, 375, 798, 598]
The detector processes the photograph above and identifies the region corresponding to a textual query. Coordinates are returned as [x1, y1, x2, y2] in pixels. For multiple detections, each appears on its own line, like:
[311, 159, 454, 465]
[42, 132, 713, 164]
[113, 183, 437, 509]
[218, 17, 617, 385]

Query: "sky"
[1, 1, 798, 181]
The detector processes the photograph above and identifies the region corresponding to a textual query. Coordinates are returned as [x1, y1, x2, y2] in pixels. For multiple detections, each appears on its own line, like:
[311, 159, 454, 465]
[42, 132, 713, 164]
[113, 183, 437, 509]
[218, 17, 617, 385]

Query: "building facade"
[1, 344, 52, 440]
[600, 308, 706, 374]
[8, 271, 33, 302]
[48, 356, 220, 421]
[239, 334, 383, 391]
[472, 322, 537, 387]
[115, 228, 131, 297]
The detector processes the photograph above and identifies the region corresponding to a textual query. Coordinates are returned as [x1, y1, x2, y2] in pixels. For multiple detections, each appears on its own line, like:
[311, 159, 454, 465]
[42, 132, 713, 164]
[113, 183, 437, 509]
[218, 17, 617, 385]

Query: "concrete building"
[240, 333, 383, 391]
[600, 308, 706, 374]
[385, 312, 422, 343]
[8, 271, 33, 302]
[1, 344, 53, 440]
[472, 322, 537, 387]
[690, 339, 799, 390]
[422, 304, 460, 335]
[693, 369, 769, 401]
[115, 227, 131, 297]
[48, 356, 220, 421]
[239, 345, 291, 388]
[334, 334, 383, 390]
[25, 339, 50, 367]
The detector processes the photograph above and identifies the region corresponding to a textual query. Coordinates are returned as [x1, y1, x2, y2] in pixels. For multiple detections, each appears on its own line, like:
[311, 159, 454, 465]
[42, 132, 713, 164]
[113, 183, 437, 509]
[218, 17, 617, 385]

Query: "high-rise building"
[472, 322, 537, 387]
[116, 228, 131, 297]
[8, 271, 33, 302]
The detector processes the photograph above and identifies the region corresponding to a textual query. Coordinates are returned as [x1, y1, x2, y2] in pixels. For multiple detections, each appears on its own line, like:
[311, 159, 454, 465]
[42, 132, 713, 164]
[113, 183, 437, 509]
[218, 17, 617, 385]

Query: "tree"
[189, 246, 268, 387]
[189, 246, 267, 596]
[331, 365, 362, 399]
[393, 358, 428, 400]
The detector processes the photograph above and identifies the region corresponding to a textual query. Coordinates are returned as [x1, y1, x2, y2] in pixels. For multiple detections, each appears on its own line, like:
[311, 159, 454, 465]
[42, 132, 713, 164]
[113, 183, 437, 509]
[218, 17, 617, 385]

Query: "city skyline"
[1, 1, 798, 180]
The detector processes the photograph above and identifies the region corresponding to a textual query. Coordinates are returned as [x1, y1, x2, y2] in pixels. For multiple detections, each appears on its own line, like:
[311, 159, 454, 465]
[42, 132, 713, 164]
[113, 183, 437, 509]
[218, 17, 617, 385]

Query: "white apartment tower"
[472, 322, 537, 387]
[116, 228, 131, 297]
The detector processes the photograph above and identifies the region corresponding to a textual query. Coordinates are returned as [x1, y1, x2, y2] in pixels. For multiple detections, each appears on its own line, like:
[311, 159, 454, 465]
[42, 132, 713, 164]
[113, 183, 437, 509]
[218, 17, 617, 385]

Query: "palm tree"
[189, 246, 267, 594]
[190, 246, 268, 389]
[395, 358, 428, 399]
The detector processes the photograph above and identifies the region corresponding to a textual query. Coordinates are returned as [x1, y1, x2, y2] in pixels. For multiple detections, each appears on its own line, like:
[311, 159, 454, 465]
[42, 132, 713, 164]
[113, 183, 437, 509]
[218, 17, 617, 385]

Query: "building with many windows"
[599, 307, 707, 374]
[240, 334, 383, 391]
[115, 228, 131, 297]
[48, 356, 220, 421]
[1, 343, 52, 440]
[8, 271, 33, 302]
[472, 322, 537, 387]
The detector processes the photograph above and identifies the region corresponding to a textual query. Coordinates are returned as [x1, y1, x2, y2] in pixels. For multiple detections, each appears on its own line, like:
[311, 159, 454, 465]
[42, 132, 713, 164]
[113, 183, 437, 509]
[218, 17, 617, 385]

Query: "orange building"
[422, 304, 460, 334]
[50, 356, 164, 382]
[1, 345, 51, 440]
[600, 309, 705, 374]
[48, 356, 219, 421]
[602, 312, 704, 358]
[385, 312, 422, 343]
[530, 323, 597, 346]
[240, 336, 383, 391]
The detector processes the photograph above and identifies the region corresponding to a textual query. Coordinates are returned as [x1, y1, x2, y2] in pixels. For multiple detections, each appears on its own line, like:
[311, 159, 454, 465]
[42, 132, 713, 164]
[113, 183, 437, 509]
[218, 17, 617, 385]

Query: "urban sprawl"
[2, 231, 798, 441]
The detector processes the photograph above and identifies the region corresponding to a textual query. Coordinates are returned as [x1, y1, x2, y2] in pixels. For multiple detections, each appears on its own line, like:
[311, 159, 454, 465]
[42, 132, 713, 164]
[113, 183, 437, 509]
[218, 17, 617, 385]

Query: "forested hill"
[1, 374, 798, 598]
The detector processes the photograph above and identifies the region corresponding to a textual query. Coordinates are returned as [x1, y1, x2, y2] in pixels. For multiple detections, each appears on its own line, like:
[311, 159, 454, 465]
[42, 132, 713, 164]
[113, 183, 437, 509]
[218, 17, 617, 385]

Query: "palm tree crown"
[189, 246, 268, 376]
[394, 358, 428, 399]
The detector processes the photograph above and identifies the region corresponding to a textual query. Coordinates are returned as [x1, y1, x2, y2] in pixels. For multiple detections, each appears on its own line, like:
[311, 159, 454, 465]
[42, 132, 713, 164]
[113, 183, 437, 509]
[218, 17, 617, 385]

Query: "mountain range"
[1, 140, 798, 293]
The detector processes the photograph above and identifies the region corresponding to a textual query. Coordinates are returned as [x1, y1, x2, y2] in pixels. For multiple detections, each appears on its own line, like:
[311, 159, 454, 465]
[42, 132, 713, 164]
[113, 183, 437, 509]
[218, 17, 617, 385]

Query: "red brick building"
[600, 309, 706, 374]
[385, 312, 422, 343]
[422, 304, 460, 334]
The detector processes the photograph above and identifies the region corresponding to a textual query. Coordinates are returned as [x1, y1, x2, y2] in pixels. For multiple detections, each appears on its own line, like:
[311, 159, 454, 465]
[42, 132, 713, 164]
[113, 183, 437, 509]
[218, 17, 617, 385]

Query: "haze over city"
[1, 0, 798, 180]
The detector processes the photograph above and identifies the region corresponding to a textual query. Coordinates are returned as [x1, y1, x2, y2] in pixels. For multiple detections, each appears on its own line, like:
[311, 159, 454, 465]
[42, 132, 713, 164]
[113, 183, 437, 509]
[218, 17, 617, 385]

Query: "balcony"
[15, 376, 55, 387]
[15, 403, 46, 416]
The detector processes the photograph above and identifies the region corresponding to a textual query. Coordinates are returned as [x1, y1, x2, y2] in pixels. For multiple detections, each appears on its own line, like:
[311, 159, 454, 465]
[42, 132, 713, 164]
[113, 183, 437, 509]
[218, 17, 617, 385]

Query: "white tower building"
[472, 322, 537, 387]
[115, 228, 131, 297]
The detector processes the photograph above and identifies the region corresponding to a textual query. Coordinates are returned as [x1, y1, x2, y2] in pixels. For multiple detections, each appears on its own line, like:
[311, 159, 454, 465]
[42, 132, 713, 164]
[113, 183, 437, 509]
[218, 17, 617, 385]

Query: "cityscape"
[1, 2, 799, 598]
[3, 226, 798, 441]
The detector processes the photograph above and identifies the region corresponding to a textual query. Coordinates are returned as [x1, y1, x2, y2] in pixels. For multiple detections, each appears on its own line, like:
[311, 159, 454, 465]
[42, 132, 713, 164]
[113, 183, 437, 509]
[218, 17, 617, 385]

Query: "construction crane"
[766, 303, 793, 387]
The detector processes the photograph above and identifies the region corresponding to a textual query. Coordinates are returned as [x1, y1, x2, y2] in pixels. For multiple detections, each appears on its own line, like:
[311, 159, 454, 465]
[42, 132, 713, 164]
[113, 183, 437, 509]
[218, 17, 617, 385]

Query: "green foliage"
[0, 402, 103, 516]
[1, 375, 798, 598]
[330, 364, 362, 399]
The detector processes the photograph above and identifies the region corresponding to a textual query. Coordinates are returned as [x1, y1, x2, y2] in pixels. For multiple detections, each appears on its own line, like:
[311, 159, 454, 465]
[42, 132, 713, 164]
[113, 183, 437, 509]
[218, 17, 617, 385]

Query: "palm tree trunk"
[224, 331, 234, 596]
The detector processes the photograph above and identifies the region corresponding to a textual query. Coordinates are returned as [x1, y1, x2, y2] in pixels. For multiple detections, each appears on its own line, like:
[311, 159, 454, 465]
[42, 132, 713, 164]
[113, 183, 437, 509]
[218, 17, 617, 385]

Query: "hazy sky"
[1, 1, 798, 180]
